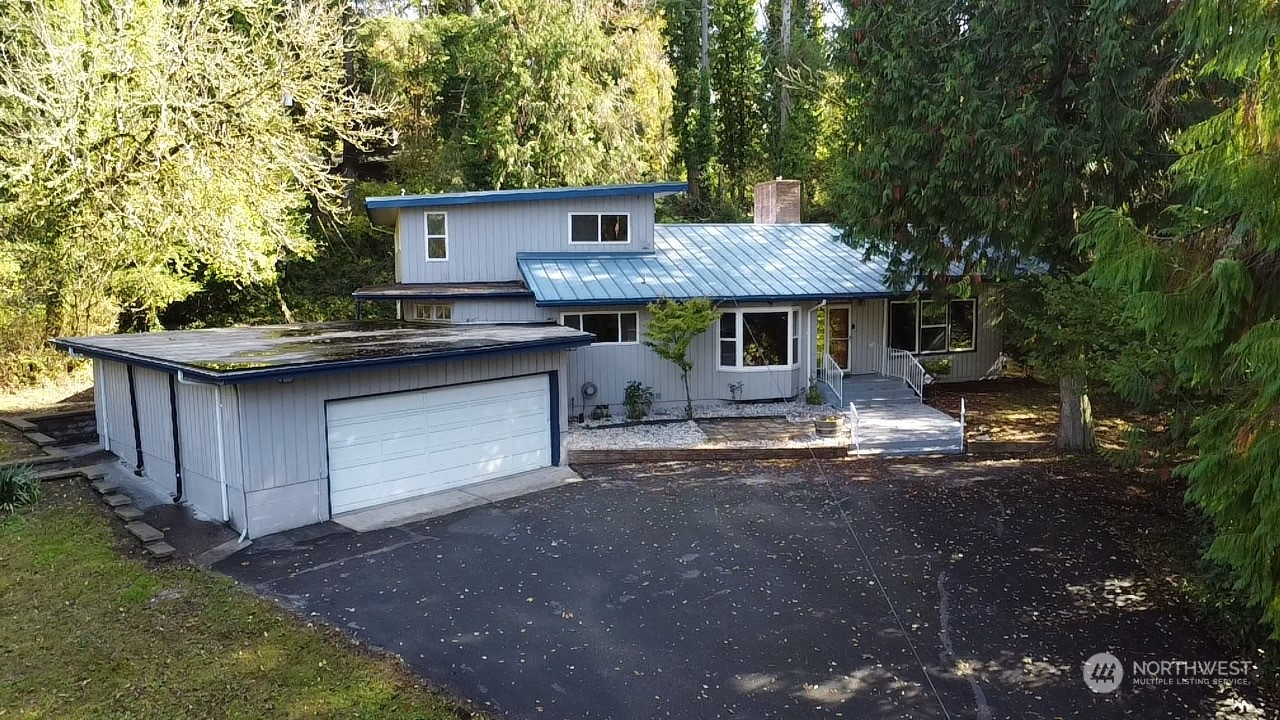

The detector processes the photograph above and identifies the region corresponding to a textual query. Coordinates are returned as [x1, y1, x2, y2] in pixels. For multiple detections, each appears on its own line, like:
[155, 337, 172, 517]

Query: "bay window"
[888, 298, 977, 354]
[718, 309, 799, 369]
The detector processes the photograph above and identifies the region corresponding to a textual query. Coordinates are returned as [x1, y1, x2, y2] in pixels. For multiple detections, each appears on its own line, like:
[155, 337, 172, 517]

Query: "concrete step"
[114, 506, 145, 522]
[125, 521, 164, 543]
[143, 541, 176, 560]
[851, 440, 964, 457]
[103, 493, 132, 508]
[24, 431, 57, 447]
[91, 479, 120, 494]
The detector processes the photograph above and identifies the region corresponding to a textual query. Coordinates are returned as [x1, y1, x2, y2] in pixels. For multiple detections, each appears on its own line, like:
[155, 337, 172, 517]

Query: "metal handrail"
[959, 397, 966, 454]
[819, 352, 843, 406]
[882, 348, 927, 402]
[849, 401, 860, 453]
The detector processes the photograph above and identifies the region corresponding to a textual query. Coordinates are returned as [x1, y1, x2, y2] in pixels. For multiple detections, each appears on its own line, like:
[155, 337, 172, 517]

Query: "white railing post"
[849, 401, 860, 453]
[959, 397, 966, 453]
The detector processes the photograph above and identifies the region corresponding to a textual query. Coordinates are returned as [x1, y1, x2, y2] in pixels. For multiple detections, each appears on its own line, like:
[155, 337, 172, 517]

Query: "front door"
[827, 307, 851, 371]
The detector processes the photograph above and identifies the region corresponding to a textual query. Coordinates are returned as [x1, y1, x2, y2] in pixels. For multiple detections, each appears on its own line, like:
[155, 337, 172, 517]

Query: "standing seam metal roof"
[517, 224, 898, 305]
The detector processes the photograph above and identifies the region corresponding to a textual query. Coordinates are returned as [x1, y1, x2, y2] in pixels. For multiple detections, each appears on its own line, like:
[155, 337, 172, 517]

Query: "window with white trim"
[718, 309, 799, 369]
[888, 298, 976, 354]
[425, 212, 447, 260]
[412, 303, 452, 321]
[569, 213, 629, 243]
[561, 311, 639, 344]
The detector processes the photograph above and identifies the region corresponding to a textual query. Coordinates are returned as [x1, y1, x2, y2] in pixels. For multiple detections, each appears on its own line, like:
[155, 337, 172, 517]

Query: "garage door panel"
[327, 374, 552, 514]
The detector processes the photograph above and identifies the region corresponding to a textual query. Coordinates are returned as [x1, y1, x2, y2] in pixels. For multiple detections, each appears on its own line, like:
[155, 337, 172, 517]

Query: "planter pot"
[814, 418, 841, 437]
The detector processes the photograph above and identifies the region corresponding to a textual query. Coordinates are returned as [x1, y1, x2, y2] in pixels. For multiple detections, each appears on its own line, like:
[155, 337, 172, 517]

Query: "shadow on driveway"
[215, 459, 1270, 719]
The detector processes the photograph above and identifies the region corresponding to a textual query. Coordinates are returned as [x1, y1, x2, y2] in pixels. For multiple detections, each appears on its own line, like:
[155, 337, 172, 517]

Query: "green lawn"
[0, 481, 472, 720]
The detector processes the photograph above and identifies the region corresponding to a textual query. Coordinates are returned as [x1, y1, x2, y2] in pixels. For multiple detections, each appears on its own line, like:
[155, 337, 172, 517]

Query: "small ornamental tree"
[644, 297, 718, 419]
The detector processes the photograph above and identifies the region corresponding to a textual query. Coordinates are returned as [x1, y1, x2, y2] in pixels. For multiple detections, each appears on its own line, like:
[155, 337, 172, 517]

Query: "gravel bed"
[565, 420, 707, 450]
[579, 401, 836, 428]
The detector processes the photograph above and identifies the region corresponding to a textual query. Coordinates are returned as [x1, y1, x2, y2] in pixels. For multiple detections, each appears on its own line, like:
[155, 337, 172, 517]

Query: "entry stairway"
[821, 374, 964, 457]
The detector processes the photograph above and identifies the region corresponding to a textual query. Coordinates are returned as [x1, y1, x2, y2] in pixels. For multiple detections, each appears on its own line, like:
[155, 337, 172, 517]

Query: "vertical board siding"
[235, 350, 568, 496]
[847, 300, 887, 374]
[447, 299, 553, 324]
[97, 360, 138, 467]
[400, 195, 656, 283]
[174, 379, 227, 521]
[841, 295, 1002, 382]
[562, 303, 812, 414]
[134, 368, 176, 494]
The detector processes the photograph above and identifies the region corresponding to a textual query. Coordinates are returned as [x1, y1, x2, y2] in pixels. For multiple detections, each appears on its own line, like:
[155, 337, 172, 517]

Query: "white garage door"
[326, 374, 551, 514]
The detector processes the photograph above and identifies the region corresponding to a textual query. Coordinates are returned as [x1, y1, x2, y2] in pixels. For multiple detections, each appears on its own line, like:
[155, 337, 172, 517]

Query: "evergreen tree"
[710, 0, 762, 208]
[762, 0, 824, 209]
[661, 0, 715, 206]
[1081, 0, 1280, 635]
[829, 0, 1183, 451]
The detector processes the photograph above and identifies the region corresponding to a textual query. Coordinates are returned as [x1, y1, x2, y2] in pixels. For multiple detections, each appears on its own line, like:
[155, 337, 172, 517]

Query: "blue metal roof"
[517, 224, 903, 306]
[367, 182, 686, 216]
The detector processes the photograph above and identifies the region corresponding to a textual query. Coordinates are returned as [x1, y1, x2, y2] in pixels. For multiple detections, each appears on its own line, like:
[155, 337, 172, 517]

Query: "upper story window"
[412, 303, 452, 322]
[562, 311, 639, 344]
[718, 309, 800, 369]
[425, 212, 447, 260]
[888, 298, 976, 354]
[569, 213, 629, 244]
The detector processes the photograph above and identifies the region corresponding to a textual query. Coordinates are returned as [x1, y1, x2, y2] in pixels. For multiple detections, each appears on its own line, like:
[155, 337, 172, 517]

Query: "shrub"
[0, 466, 40, 514]
[806, 380, 823, 405]
[623, 381, 654, 420]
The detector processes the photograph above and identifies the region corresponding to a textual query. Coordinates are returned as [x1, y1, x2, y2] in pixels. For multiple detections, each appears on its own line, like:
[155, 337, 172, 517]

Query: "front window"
[425, 212, 447, 260]
[718, 310, 799, 369]
[888, 298, 977, 354]
[569, 213, 629, 243]
[412, 303, 452, 321]
[562, 311, 639, 344]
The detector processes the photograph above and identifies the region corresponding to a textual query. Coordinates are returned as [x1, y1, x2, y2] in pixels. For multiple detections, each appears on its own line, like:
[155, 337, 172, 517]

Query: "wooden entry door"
[827, 307, 851, 371]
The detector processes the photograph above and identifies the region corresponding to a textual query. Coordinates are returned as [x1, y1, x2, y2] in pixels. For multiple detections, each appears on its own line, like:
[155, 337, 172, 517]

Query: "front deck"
[825, 373, 964, 456]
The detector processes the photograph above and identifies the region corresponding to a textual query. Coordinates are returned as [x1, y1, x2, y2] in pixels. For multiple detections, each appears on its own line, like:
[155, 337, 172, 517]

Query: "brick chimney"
[753, 179, 802, 224]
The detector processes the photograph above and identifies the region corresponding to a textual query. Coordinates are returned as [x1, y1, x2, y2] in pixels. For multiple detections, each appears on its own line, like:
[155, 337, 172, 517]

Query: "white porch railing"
[882, 348, 927, 402]
[849, 401, 860, 453]
[818, 352, 843, 406]
[959, 397, 966, 454]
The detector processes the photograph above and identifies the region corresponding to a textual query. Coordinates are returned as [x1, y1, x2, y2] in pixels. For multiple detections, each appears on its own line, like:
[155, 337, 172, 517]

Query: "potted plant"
[814, 414, 841, 437]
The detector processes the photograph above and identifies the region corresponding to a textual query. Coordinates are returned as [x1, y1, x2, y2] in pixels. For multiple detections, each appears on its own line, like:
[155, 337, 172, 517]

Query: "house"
[357, 179, 1003, 417]
[53, 180, 1000, 540]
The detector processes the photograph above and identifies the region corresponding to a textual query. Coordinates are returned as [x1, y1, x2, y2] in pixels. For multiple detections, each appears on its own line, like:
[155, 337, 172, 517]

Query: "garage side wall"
[95, 360, 138, 467]
[233, 351, 569, 537]
[134, 368, 176, 494]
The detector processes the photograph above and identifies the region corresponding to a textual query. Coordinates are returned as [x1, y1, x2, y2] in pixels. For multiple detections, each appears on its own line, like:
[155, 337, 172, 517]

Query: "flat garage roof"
[53, 321, 594, 384]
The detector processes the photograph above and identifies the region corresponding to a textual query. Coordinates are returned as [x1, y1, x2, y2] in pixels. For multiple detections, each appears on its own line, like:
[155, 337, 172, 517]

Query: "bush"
[806, 380, 823, 405]
[623, 381, 654, 420]
[0, 466, 40, 513]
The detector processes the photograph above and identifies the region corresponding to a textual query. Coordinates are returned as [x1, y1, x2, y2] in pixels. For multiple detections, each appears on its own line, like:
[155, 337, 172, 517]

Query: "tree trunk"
[682, 370, 694, 419]
[699, 0, 710, 74]
[1058, 374, 1096, 453]
[779, 0, 791, 139]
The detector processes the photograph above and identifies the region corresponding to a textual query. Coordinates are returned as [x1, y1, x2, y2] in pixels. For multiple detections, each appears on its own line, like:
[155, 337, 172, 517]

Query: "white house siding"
[398, 195, 656, 284]
[96, 360, 138, 467]
[448, 298, 554, 324]
[232, 351, 568, 537]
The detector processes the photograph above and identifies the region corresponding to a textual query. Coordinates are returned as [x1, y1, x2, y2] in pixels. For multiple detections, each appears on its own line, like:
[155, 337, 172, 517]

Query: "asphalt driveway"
[217, 459, 1270, 719]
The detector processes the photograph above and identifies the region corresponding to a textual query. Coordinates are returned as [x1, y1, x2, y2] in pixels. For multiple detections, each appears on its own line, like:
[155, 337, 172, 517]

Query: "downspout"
[167, 374, 184, 503]
[126, 364, 144, 475]
[214, 384, 230, 524]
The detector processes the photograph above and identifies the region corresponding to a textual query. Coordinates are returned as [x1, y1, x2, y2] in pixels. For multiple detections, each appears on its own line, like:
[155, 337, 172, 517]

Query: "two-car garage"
[326, 374, 553, 514]
[56, 321, 590, 539]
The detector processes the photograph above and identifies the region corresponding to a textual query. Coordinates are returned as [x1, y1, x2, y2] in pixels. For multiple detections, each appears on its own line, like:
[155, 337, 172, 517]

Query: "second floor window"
[426, 212, 447, 260]
[570, 213, 629, 243]
[562, 311, 639, 344]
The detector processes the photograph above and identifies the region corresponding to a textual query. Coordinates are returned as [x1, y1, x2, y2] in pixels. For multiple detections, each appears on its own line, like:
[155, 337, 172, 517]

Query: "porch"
[816, 371, 964, 457]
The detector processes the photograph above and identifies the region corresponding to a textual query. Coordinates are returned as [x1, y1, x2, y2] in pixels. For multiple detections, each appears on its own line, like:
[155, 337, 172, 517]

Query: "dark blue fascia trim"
[530, 292, 899, 308]
[548, 370, 561, 466]
[52, 336, 592, 386]
[351, 290, 535, 301]
[367, 182, 688, 211]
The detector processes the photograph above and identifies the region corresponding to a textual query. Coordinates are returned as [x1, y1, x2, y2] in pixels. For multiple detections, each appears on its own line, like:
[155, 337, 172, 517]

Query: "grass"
[0, 481, 475, 720]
